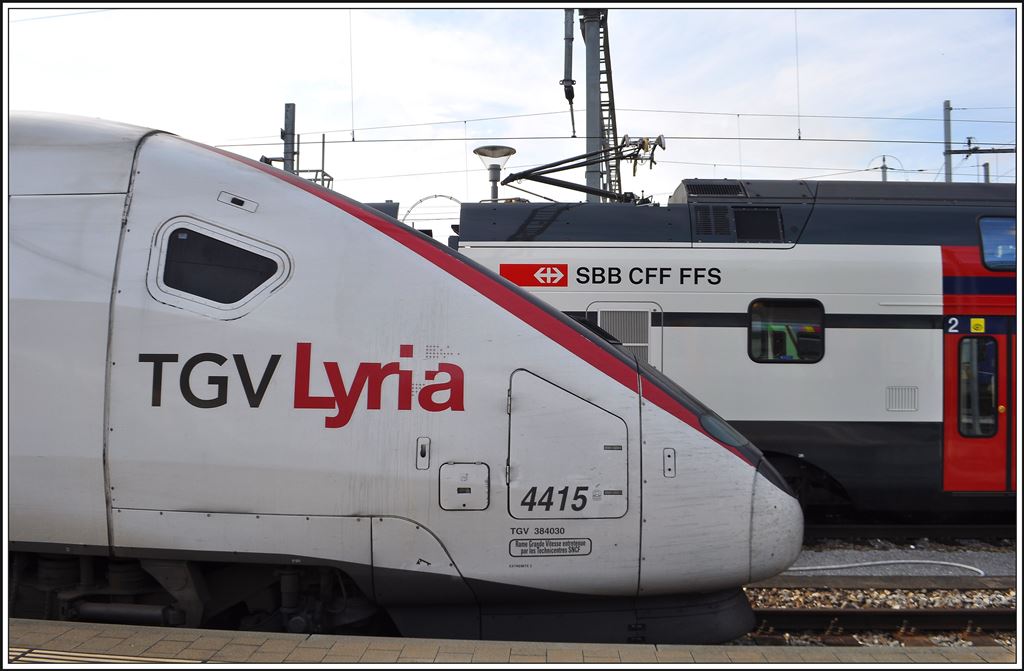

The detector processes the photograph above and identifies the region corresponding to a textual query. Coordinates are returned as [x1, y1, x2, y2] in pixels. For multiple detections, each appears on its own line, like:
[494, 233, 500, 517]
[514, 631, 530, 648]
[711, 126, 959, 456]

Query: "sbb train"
[455, 178, 1017, 522]
[8, 112, 802, 644]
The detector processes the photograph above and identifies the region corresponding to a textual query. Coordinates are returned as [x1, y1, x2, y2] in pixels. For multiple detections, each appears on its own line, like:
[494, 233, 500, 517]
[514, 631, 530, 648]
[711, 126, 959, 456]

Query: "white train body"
[9, 112, 801, 643]
[456, 183, 1016, 519]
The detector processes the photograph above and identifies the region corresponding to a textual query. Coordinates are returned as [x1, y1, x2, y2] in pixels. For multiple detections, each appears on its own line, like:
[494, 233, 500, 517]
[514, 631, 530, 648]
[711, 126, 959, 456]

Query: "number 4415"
[520, 485, 588, 512]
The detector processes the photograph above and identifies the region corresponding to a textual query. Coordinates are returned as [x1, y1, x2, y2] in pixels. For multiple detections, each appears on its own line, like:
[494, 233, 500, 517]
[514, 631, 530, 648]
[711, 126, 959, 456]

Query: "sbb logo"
[500, 263, 568, 287]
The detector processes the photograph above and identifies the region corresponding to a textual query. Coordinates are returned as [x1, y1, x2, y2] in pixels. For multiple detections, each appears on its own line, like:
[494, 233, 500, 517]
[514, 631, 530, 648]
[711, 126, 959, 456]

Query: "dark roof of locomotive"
[675, 179, 1016, 205]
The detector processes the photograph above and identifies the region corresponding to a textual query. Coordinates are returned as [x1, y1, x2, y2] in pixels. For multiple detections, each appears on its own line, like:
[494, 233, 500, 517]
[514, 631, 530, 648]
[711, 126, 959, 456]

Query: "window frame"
[747, 297, 825, 364]
[978, 216, 1016, 272]
[957, 335, 999, 439]
[147, 217, 290, 320]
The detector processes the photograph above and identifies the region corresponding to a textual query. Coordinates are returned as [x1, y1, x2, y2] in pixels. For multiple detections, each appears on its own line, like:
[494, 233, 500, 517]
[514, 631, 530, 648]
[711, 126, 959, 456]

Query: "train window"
[148, 219, 290, 319]
[979, 217, 1016, 271]
[163, 227, 279, 304]
[958, 337, 998, 437]
[749, 299, 824, 363]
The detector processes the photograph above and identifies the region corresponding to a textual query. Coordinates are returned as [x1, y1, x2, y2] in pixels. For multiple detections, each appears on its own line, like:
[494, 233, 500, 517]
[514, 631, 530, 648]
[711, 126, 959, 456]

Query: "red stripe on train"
[942, 245, 1016, 277]
[195, 141, 751, 465]
[942, 246, 1016, 315]
[943, 295, 1017, 314]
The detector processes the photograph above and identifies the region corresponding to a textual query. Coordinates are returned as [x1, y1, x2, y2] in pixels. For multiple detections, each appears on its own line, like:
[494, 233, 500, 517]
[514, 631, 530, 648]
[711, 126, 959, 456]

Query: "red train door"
[941, 233, 1016, 493]
[942, 319, 1014, 492]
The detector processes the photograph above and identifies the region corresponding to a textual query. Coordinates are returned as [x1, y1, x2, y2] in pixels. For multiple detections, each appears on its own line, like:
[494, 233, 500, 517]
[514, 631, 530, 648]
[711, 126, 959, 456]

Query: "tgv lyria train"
[9, 112, 801, 644]
[456, 178, 1017, 521]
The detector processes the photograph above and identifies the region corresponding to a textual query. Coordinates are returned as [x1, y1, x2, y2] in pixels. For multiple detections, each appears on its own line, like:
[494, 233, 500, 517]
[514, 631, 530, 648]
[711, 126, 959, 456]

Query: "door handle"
[416, 437, 430, 470]
[663, 448, 676, 478]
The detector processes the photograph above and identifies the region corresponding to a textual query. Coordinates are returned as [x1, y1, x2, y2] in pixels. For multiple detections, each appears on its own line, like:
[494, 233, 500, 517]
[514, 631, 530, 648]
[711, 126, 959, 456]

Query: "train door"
[586, 301, 663, 370]
[942, 219, 1016, 495]
[942, 317, 1015, 492]
[506, 369, 637, 594]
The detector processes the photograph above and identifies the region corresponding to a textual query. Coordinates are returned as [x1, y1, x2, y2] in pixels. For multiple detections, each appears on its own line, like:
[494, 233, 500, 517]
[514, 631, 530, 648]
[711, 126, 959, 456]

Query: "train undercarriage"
[8, 552, 389, 636]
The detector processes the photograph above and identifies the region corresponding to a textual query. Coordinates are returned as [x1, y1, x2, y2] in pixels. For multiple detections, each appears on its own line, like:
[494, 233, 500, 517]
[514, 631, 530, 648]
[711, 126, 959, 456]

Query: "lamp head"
[473, 145, 516, 169]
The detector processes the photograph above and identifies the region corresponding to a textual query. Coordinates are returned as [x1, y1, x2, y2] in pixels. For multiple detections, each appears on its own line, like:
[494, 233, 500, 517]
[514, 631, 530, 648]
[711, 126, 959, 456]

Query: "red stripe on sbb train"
[198, 142, 750, 465]
[942, 246, 1016, 316]
[942, 245, 1016, 278]
[943, 295, 1017, 315]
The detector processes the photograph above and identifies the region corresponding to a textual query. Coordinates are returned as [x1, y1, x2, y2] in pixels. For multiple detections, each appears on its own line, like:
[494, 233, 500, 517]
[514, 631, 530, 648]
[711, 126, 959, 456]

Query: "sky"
[5, 3, 1020, 239]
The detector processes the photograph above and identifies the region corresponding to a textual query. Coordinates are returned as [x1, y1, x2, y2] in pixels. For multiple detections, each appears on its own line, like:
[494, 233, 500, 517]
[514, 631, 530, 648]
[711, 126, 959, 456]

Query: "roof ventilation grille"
[685, 181, 745, 197]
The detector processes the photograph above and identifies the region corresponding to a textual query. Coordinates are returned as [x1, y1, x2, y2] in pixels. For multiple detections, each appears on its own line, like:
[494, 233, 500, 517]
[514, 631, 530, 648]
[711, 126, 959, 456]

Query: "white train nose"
[749, 460, 804, 582]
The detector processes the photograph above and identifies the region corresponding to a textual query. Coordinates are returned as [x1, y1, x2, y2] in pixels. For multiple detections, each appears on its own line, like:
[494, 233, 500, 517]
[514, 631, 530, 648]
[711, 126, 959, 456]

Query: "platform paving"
[7, 618, 1018, 664]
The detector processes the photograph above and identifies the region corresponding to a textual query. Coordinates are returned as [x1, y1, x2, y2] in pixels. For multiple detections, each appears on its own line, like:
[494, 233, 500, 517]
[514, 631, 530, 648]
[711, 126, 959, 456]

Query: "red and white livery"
[9, 112, 801, 644]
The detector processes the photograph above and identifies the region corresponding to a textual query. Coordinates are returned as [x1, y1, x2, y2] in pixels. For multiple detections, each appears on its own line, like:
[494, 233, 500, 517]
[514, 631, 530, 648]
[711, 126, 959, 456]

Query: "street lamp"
[473, 145, 516, 201]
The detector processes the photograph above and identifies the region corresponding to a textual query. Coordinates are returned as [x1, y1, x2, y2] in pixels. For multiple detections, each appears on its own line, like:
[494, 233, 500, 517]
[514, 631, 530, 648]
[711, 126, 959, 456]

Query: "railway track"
[803, 523, 1016, 541]
[752, 575, 1016, 590]
[751, 607, 1017, 633]
[741, 575, 1017, 648]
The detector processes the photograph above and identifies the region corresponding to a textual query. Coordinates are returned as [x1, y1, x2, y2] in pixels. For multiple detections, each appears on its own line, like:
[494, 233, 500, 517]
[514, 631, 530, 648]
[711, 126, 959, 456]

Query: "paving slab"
[937, 650, 987, 663]
[727, 650, 769, 663]
[245, 651, 289, 663]
[365, 637, 406, 651]
[140, 640, 193, 657]
[833, 650, 885, 663]
[657, 648, 697, 662]
[436, 640, 481, 653]
[50, 629, 102, 644]
[868, 650, 917, 662]
[976, 648, 1017, 663]
[321, 654, 365, 663]
[359, 649, 401, 663]
[471, 646, 512, 663]
[759, 649, 809, 662]
[546, 648, 584, 663]
[156, 630, 204, 642]
[328, 641, 370, 656]
[255, 638, 301, 654]
[9, 632, 66, 647]
[225, 633, 272, 646]
[581, 644, 625, 656]
[175, 647, 217, 661]
[400, 643, 441, 658]
[7, 617, 1019, 665]
[284, 646, 329, 663]
[187, 635, 234, 651]
[72, 637, 125, 653]
[210, 644, 260, 662]
[618, 646, 659, 663]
